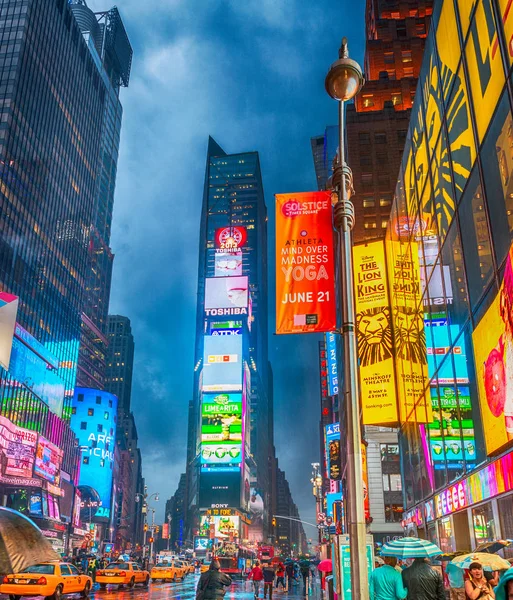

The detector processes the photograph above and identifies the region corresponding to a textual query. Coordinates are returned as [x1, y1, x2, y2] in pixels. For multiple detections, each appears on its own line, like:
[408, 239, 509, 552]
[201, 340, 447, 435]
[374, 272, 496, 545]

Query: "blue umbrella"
[380, 537, 442, 559]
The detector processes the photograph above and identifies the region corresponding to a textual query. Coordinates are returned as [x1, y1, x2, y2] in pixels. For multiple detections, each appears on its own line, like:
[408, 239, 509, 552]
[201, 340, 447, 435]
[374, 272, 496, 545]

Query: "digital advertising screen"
[34, 436, 63, 484]
[201, 392, 242, 443]
[205, 276, 248, 310]
[215, 252, 243, 277]
[199, 515, 240, 539]
[70, 388, 118, 521]
[202, 336, 243, 392]
[199, 470, 241, 508]
[0, 292, 18, 371]
[215, 226, 247, 251]
[325, 332, 339, 397]
[0, 416, 38, 479]
[194, 536, 209, 551]
[210, 321, 242, 335]
[200, 442, 242, 470]
[426, 324, 469, 385]
[325, 423, 341, 481]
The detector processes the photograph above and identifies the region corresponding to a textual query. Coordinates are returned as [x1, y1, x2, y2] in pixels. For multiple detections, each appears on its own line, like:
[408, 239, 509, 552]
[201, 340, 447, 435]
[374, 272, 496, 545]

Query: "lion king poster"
[474, 244, 513, 456]
[353, 241, 399, 425]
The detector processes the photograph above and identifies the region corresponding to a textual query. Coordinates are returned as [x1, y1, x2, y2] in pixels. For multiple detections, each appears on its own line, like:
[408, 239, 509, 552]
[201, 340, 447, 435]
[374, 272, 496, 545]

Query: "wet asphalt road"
[0, 573, 321, 600]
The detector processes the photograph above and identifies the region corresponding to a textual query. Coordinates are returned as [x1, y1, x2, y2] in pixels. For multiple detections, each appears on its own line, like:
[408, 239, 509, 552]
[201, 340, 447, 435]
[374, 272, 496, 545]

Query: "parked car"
[96, 561, 149, 589]
[0, 562, 92, 600]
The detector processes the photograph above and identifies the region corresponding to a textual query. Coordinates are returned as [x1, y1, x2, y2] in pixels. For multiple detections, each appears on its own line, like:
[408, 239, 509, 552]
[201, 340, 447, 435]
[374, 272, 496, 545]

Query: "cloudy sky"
[87, 0, 365, 532]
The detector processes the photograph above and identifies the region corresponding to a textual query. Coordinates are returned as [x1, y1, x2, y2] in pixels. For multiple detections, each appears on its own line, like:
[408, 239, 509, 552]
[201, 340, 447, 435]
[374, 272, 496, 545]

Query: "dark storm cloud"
[87, 0, 365, 523]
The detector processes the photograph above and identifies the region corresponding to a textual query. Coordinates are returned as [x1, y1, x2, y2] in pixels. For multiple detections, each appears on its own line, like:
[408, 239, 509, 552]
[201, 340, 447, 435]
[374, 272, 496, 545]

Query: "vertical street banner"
[387, 240, 432, 424]
[275, 192, 336, 334]
[353, 241, 398, 425]
[361, 443, 370, 520]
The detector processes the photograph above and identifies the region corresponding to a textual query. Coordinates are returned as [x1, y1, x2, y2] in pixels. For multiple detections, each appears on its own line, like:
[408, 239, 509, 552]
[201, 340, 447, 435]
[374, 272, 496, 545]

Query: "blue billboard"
[202, 335, 243, 392]
[426, 324, 469, 385]
[325, 332, 339, 396]
[70, 388, 118, 521]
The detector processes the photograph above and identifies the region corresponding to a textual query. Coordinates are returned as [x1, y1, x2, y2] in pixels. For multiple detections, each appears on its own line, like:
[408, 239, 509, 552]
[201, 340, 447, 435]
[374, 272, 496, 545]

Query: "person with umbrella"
[494, 566, 513, 600]
[369, 557, 408, 600]
[464, 562, 495, 600]
[285, 561, 295, 589]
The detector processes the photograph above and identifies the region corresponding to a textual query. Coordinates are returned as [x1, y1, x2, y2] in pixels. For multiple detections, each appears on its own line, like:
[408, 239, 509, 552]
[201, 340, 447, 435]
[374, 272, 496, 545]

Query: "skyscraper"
[0, 0, 109, 552]
[70, 0, 132, 390]
[105, 315, 135, 416]
[184, 137, 273, 545]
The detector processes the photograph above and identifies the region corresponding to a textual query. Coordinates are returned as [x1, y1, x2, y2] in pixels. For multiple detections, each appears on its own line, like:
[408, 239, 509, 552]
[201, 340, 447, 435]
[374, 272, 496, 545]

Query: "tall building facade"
[385, 0, 513, 557]
[183, 137, 274, 549]
[0, 0, 113, 553]
[104, 314, 144, 550]
[70, 1, 132, 390]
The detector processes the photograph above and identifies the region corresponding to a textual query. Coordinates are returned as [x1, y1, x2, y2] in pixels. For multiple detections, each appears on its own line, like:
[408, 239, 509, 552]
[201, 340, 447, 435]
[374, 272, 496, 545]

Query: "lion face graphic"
[356, 306, 393, 367]
[393, 306, 427, 364]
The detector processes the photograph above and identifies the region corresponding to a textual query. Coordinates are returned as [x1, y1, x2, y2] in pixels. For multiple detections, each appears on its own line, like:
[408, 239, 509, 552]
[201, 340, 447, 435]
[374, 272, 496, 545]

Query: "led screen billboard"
[205, 276, 248, 310]
[194, 536, 209, 551]
[70, 388, 118, 521]
[210, 321, 242, 336]
[34, 436, 63, 484]
[200, 442, 242, 469]
[202, 336, 243, 392]
[426, 325, 469, 385]
[215, 226, 247, 251]
[325, 422, 341, 481]
[199, 515, 240, 539]
[199, 471, 241, 508]
[0, 416, 38, 479]
[0, 292, 18, 370]
[201, 392, 242, 443]
[215, 252, 243, 277]
[325, 332, 339, 397]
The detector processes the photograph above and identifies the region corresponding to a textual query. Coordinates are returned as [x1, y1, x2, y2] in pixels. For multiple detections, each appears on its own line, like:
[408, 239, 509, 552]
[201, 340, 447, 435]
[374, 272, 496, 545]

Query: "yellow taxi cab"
[170, 560, 188, 580]
[0, 562, 92, 600]
[200, 559, 210, 573]
[150, 561, 178, 582]
[177, 560, 194, 575]
[96, 561, 149, 589]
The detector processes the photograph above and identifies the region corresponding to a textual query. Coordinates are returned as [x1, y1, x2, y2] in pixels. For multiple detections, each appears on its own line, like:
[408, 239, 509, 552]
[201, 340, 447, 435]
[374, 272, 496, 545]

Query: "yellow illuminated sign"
[353, 241, 398, 425]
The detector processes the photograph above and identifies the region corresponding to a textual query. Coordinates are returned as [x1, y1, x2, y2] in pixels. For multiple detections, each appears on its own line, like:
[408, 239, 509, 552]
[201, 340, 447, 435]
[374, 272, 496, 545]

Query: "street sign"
[334, 534, 374, 600]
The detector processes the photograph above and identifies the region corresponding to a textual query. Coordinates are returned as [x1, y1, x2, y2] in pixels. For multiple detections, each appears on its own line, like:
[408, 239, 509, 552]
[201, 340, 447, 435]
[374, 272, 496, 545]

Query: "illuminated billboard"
[474, 243, 513, 456]
[202, 336, 243, 392]
[275, 192, 337, 334]
[199, 515, 240, 539]
[426, 325, 469, 386]
[201, 392, 242, 443]
[0, 416, 38, 478]
[215, 252, 243, 277]
[210, 321, 242, 336]
[200, 442, 242, 469]
[199, 471, 241, 507]
[205, 276, 248, 314]
[325, 332, 339, 397]
[0, 292, 18, 370]
[194, 537, 209, 551]
[215, 226, 247, 251]
[70, 388, 118, 520]
[34, 436, 63, 484]
[325, 422, 341, 481]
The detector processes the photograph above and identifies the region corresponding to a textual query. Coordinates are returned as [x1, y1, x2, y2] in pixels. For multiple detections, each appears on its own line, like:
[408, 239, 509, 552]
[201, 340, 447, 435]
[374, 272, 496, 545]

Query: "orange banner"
[275, 192, 336, 334]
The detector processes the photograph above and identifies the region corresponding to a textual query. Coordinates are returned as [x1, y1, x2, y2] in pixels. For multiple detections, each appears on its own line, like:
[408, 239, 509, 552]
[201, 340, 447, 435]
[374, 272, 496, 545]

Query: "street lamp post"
[325, 38, 368, 600]
[136, 489, 159, 560]
[167, 513, 172, 551]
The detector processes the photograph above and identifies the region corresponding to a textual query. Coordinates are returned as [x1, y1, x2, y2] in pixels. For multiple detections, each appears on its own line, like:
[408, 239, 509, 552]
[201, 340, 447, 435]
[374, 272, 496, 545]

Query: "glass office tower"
[387, 0, 513, 554]
[184, 137, 272, 543]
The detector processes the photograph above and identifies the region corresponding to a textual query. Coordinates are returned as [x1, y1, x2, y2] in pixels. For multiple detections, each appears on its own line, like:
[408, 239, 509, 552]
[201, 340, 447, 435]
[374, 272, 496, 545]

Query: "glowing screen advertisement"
[0, 292, 18, 371]
[70, 388, 118, 520]
[325, 422, 341, 481]
[215, 252, 243, 277]
[201, 392, 242, 443]
[275, 191, 336, 334]
[474, 242, 513, 456]
[0, 416, 38, 478]
[34, 436, 63, 484]
[199, 515, 240, 539]
[325, 332, 339, 396]
[202, 336, 243, 392]
[205, 276, 248, 317]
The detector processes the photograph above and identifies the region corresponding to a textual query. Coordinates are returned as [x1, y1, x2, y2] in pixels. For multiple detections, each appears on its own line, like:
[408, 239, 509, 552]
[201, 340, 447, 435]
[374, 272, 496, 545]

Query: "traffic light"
[272, 517, 277, 527]
[148, 537, 154, 544]
[155, 526, 160, 534]
[144, 523, 148, 532]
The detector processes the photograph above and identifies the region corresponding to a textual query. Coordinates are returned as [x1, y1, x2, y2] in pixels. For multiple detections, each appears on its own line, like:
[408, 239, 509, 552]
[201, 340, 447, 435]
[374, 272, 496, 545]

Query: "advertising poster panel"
[199, 471, 241, 508]
[473, 244, 513, 455]
[0, 416, 38, 478]
[361, 443, 370, 520]
[0, 292, 18, 370]
[353, 241, 398, 425]
[200, 442, 242, 469]
[199, 515, 240, 539]
[215, 252, 243, 277]
[201, 392, 242, 443]
[202, 336, 243, 392]
[326, 332, 339, 396]
[275, 191, 336, 334]
[387, 240, 432, 423]
[215, 226, 247, 251]
[248, 485, 264, 543]
[325, 422, 341, 481]
[205, 276, 248, 312]
[34, 436, 63, 484]
[70, 388, 118, 520]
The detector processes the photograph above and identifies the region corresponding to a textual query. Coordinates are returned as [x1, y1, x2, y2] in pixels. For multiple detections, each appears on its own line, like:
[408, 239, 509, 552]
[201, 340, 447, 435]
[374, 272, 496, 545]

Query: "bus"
[216, 543, 256, 577]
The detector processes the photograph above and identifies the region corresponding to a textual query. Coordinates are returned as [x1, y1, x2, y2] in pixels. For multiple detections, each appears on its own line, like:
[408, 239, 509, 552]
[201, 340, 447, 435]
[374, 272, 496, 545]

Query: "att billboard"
[70, 388, 118, 522]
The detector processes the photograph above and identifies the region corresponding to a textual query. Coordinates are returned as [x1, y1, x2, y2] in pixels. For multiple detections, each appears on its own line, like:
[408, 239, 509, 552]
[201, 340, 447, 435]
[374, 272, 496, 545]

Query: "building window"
[360, 155, 372, 167]
[382, 219, 389, 229]
[104, 412, 109, 420]
[386, 69, 396, 80]
[383, 473, 402, 491]
[391, 92, 402, 106]
[109, 399, 113, 408]
[96, 396, 101, 405]
[78, 394, 84, 402]
[363, 198, 375, 208]
[72, 407, 76, 415]
[402, 50, 412, 63]
[80, 422, 87, 430]
[100, 460, 105, 468]
[397, 130, 407, 144]
[385, 504, 403, 522]
[381, 444, 400, 462]
[83, 456, 89, 465]
[97, 424, 103, 433]
[364, 221, 377, 229]
[404, 66, 414, 77]
[88, 408, 94, 416]
[380, 195, 392, 207]
[384, 52, 395, 64]
[359, 132, 371, 145]
[362, 95, 375, 108]
[375, 132, 387, 144]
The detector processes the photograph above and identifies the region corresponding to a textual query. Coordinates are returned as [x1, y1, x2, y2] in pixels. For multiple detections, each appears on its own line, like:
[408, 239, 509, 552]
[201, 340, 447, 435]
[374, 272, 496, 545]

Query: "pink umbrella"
[317, 559, 333, 572]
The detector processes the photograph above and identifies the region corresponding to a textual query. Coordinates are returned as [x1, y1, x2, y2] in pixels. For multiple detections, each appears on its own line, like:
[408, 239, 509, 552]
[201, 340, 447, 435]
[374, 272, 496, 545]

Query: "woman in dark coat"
[197, 560, 232, 600]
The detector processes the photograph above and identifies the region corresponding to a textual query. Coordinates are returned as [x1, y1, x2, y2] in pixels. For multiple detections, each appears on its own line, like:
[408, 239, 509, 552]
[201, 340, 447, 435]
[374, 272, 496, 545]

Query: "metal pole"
[142, 512, 147, 559]
[167, 515, 171, 551]
[150, 509, 155, 564]
[334, 98, 369, 600]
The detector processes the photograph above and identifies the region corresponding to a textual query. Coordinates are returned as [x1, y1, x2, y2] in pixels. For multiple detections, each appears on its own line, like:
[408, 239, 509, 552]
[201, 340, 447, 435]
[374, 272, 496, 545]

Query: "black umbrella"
[0, 507, 59, 574]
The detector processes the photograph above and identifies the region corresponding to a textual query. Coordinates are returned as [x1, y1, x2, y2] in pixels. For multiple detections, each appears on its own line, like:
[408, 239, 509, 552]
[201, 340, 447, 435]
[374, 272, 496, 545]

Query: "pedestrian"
[369, 556, 408, 600]
[401, 557, 445, 600]
[300, 561, 311, 595]
[494, 567, 513, 600]
[248, 561, 264, 599]
[464, 562, 495, 600]
[276, 562, 286, 590]
[196, 559, 232, 600]
[286, 563, 295, 588]
[263, 562, 276, 600]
